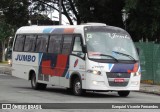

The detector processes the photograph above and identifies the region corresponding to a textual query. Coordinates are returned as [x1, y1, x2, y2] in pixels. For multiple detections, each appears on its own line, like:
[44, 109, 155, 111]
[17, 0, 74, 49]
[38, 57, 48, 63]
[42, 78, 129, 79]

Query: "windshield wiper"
[99, 54, 118, 62]
[112, 51, 136, 62]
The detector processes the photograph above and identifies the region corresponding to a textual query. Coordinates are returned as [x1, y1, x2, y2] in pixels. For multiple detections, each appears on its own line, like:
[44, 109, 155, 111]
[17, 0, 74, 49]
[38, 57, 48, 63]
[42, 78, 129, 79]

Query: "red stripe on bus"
[41, 60, 51, 75]
[64, 28, 74, 33]
[55, 54, 68, 76]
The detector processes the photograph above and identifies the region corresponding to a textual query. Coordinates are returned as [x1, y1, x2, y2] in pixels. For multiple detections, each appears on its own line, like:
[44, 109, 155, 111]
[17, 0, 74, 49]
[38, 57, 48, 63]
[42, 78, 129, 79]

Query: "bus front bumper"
[84, 73, 141, 91]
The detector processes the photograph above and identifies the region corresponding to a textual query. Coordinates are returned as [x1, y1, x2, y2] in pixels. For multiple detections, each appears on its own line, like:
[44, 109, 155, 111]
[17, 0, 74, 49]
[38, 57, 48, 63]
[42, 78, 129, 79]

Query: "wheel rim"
[75, 81, 81, 94]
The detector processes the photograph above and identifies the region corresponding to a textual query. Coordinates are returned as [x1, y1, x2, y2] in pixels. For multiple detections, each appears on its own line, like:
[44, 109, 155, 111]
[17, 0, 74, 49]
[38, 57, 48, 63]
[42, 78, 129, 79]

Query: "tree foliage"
[74, 0, 124, 27]
[0, 16, 14, 61]
[0, 18, 13, 41]
[0, 0, 29, 61]
[125, 0, 160, 42]
[0, 0, 29, 28]
[31, 0, 124, 27]
[30, 0, 78, 25]
[29, 13, 56, 25]
[0, 0, 160, 44]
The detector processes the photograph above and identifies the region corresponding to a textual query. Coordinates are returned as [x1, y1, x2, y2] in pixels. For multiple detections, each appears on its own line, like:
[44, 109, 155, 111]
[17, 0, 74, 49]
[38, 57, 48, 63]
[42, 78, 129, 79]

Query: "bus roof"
[16, 23, 124, 34]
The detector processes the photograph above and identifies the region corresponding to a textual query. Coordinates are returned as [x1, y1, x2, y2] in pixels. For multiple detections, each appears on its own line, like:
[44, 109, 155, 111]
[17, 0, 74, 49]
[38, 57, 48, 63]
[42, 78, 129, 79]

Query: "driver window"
[72, 36, 84, 57]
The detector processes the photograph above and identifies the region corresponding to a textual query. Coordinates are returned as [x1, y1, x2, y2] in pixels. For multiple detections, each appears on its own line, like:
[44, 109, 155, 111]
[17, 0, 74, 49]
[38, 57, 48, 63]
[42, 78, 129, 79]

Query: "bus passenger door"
[69, 35, 86, 88]
[37, 35, 50, 82]
[48, 35, 62, 85]
[59, 35, 73, 87]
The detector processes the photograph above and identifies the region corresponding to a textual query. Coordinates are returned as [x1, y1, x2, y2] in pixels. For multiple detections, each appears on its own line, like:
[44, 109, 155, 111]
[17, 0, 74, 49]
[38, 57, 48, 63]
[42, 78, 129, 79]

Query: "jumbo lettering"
[15, 54, 36, 62]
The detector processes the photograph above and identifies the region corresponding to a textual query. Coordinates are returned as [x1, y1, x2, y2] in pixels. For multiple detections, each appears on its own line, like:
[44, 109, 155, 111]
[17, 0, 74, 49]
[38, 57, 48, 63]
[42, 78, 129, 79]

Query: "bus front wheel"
[73, 78, 85, 96]
[118, 91, 130, 97]
[31, 73, 47, 90]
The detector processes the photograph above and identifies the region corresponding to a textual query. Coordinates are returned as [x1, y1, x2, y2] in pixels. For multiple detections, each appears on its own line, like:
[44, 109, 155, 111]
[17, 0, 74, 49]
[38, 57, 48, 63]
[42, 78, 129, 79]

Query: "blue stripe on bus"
[138, 66, 141, 72]
[110, 64, 134, 73]
[51, 28, 64, 34]
[109, 64, 114, 70]
[38, 53, 43, 66]
[65, 72, 70, 79]
[43, 28, 54, 33]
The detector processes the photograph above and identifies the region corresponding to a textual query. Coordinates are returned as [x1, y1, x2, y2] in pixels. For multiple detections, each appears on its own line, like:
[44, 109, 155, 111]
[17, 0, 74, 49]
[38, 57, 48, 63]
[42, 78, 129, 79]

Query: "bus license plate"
[114, 78, 124, 83]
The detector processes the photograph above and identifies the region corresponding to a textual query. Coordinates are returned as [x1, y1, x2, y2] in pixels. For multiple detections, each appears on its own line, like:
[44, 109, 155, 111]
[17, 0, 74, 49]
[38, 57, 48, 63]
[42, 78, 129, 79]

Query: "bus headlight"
[8, 59, 11, 65]
[87, 70, 101, 75]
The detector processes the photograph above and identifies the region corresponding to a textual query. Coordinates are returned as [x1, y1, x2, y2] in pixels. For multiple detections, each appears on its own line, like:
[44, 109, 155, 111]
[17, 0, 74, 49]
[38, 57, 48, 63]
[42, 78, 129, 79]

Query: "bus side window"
[48, 35, 62, 53]
[35, 35, 48, 52]
[72, 36, 84, 57]
[14, 35, 25, 52]
[62, 35, 73, 54]
[24, 35, 36, 52]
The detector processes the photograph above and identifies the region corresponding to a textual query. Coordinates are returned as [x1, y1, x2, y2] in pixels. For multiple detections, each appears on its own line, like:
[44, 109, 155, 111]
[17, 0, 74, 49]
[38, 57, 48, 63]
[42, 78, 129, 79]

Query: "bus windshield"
[84, 26, 139, 61]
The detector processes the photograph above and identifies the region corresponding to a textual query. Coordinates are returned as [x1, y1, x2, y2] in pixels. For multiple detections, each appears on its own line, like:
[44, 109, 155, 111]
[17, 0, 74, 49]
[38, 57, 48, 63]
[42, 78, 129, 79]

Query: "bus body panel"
[69, 55, 86, 88]
[12, 52, 39, 80]
[38, 53, 70, 86]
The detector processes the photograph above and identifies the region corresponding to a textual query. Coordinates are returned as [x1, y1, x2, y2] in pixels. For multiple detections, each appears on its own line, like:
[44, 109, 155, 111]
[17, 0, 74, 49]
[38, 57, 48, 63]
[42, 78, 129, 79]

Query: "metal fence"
[135, 42, 160, 84]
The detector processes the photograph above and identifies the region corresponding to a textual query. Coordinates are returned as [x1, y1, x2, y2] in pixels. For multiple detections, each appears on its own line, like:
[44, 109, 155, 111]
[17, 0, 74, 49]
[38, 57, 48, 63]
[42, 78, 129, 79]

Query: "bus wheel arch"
[29, 70, 35, 80]
[29, 70, 47, 90]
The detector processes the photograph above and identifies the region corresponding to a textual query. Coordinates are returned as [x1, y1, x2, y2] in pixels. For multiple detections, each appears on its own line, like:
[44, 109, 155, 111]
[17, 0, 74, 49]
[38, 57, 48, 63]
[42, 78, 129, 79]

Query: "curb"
[137, 90, 160, 96]
[0, 66, 11, 75]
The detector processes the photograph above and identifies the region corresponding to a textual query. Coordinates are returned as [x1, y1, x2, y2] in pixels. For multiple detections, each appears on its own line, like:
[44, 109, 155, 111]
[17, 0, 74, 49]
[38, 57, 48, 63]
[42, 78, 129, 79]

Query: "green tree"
[30, 0, 78, 25]
[31, 0, 124, 27]
[0, 0, 29, 61]
[0, 0, 29, 28]
[29, 13, 55, 25]
[0, 17, 14, 62]
[74, 0, 124, 27]
[125, 0, 160, 42]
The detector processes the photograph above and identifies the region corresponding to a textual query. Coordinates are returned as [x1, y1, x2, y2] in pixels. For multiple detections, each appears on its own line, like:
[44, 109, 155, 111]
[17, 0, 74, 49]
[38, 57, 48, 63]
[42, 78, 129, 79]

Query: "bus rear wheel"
[118, 91, 130, 97]
[31, 73, 47, 90]
[72, 78, 85, 96]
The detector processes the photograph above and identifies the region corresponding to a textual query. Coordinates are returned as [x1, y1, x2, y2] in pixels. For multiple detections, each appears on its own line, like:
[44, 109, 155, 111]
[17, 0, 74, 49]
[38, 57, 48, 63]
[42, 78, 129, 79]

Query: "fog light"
[92, 81, 105, 85]
[93, 81, 98, 85]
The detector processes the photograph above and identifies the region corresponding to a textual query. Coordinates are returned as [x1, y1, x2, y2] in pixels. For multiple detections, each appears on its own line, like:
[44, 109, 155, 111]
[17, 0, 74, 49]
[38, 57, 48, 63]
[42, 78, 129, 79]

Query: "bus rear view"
[84, 26, 141, 97]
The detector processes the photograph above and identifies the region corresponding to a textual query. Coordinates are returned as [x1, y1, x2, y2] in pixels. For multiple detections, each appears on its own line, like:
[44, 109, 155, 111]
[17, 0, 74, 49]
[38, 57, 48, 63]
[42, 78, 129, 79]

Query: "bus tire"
[118, 91, 130, 97]
[73, 78, 85, 96]
[31, 73, 47, 90]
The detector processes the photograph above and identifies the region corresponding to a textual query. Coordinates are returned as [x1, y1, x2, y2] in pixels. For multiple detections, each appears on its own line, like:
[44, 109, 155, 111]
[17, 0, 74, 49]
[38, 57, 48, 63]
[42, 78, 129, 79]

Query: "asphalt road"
[0, 74, 160, 112]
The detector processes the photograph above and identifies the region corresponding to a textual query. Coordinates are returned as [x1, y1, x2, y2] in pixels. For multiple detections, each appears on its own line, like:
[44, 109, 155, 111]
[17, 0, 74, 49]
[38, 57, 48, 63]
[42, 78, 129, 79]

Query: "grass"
[0, 61, 8, 64]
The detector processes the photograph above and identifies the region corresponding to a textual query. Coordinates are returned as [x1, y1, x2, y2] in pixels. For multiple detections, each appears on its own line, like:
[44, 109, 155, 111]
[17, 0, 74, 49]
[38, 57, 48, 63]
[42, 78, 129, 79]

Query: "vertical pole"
[50, 7, 52, 21]
[59, 0, 62, 25]
[124, 20, 126, 30]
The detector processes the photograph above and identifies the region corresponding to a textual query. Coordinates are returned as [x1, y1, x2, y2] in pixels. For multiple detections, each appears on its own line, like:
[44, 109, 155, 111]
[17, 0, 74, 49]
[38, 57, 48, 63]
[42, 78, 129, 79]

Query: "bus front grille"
[106, 72, 130, 87]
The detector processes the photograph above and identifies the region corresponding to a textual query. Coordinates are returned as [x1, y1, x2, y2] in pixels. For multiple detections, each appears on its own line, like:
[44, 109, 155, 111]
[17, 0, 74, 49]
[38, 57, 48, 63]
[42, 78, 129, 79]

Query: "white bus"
[12, 23, 141, 96]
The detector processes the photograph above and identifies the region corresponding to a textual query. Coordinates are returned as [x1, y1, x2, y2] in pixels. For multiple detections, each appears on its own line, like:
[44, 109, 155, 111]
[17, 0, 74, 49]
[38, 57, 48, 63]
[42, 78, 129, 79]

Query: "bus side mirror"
[82, 45, 87, 53]
[136, 48, 140, 55]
